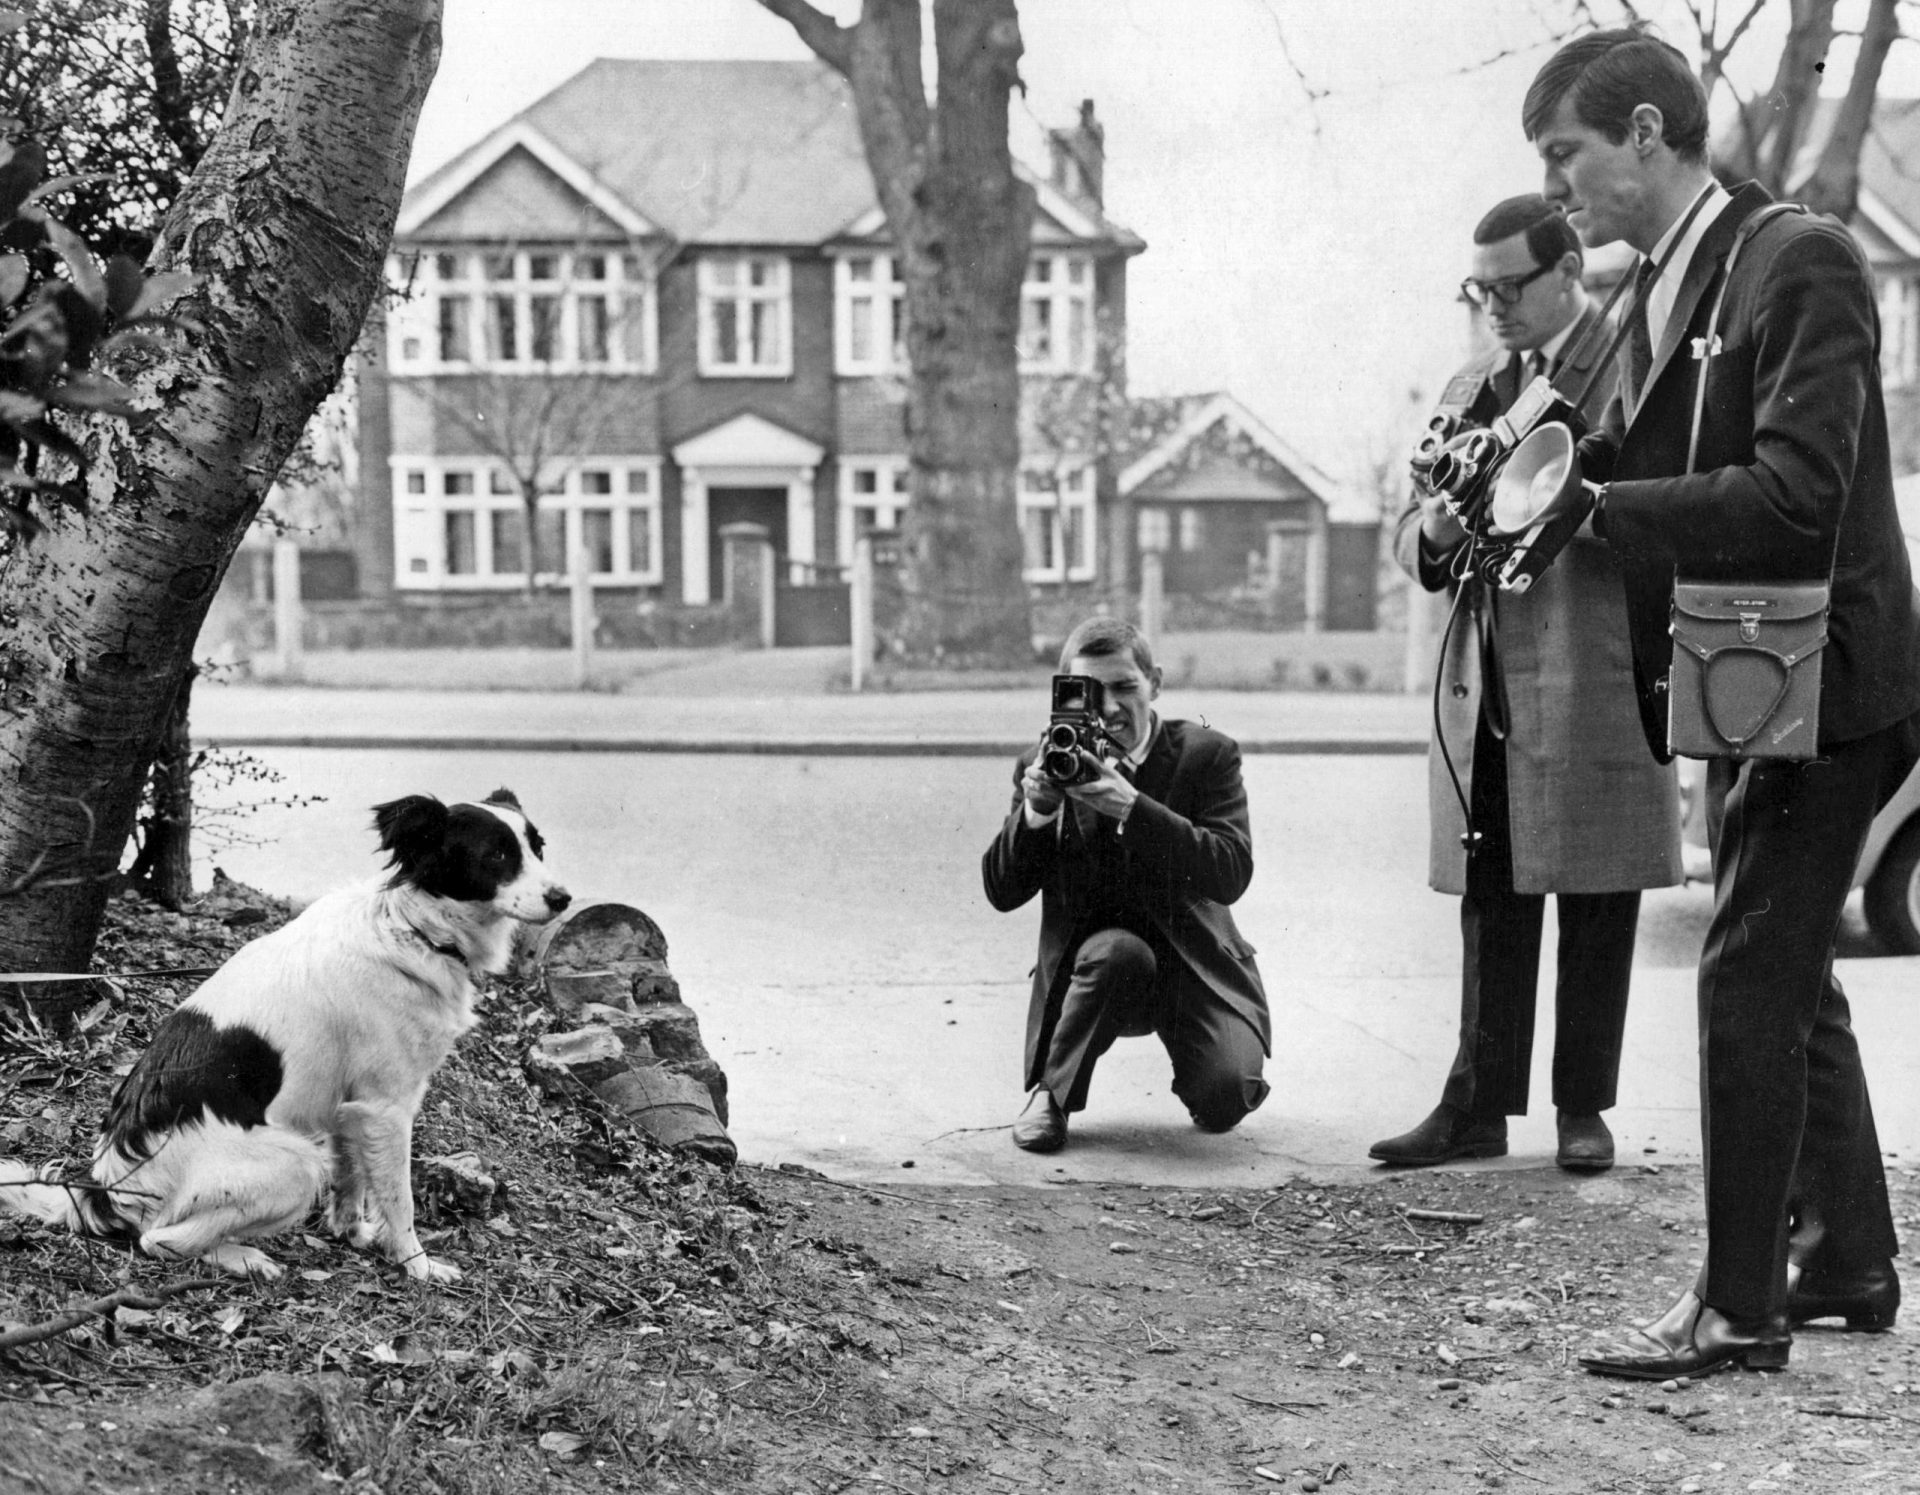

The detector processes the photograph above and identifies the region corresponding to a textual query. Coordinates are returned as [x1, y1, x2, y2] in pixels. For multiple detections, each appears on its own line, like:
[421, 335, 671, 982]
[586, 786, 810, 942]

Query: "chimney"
[1048, 98, 1105, 207]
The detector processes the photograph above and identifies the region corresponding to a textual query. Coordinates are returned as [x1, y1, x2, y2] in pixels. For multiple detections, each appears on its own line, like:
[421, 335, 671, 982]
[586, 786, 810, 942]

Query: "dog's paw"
[206, 1243, 285, 1282]
[405, 1253, 463, 1285]
[345, 1219, 384, 1250]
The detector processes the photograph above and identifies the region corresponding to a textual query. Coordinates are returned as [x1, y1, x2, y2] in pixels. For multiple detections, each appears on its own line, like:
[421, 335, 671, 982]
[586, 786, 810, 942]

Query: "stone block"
[525, 1026, 627, 1095]
[593, 1068, 736, 1168]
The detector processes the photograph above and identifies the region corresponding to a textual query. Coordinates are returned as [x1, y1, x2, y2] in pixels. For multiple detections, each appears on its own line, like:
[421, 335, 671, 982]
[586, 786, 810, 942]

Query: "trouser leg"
[1441, 717, 1545, 1117]
[1160, 987, 1270, 1133]
[1697, 712, 1918, 1319]
[1041, 928, 1158, 1114]
[1550, 890, 1641, 1114]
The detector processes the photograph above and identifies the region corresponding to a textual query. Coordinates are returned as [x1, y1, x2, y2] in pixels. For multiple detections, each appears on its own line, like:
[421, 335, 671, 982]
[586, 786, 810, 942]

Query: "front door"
[707, 486, 788, 602]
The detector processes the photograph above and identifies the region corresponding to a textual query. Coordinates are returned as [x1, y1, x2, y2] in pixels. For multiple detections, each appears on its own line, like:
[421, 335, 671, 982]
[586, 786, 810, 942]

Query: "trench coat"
[1397, 302, 1682, 895]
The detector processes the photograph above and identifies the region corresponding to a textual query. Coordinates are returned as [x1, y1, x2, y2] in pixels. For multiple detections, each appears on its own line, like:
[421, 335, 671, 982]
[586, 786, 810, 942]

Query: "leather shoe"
[1788, 1259, 1900, 1331]
[1580, 1291, 1790, 1380]
[1555, 1110, 1615, 1173]
[1011, 1088, 1067, 1153]
[1368, 1104, 1506, 1167]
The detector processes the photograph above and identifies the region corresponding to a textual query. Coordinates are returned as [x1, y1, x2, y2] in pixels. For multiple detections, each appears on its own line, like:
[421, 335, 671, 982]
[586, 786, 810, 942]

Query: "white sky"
[410, 0, 1905, 498]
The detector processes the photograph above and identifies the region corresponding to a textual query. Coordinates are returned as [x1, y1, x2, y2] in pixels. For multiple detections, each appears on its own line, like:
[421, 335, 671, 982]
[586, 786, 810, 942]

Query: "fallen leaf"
[538, 1430, 587, 1457]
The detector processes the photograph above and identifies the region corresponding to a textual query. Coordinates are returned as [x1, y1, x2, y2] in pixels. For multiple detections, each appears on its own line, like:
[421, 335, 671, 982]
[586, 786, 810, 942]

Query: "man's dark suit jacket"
[1583, 180, 1920, 757]
[981, 717, 1270, 1093]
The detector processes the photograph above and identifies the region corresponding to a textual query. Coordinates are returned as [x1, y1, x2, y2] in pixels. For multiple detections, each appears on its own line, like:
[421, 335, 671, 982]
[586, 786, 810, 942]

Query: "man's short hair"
[1522, 26, 1710, 164]
[1058, 616, 1155, 676]
[1473, 194, 1584, 273]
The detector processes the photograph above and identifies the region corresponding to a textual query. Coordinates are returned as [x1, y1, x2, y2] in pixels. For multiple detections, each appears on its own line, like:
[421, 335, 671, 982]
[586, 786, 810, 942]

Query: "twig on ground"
[1478, 1440, 1549, 1484]
[1232, 1391, 1326, 1415]
[744, 1162, 922, 1206]
[1402, 1208, 1484, 1226]
[0, 1276, 227, 1352]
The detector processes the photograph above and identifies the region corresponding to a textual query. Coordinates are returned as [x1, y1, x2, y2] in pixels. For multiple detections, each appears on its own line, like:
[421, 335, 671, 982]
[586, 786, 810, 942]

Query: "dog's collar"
[405, 924, 469, 966]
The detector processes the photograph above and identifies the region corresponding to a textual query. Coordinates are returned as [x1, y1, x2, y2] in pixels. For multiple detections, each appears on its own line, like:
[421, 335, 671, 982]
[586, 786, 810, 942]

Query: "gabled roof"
[1119, 392, 1372, 522]
[403, 58, 1143, 253]
[1720, 97, 1920, 259]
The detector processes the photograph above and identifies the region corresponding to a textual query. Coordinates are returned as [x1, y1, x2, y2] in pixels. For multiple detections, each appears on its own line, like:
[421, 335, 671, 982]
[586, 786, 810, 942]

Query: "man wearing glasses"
[1371, 193, 1680, 1172]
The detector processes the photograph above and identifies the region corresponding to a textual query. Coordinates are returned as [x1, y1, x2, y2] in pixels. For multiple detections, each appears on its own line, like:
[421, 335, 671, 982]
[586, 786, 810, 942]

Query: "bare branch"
[1254, 0, 1328, 106]
[756, 0, 853, 75]
[0, 1275, 227, 1352]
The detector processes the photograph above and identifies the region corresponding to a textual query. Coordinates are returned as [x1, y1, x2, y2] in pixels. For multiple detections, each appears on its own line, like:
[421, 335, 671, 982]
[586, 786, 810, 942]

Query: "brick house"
[354, 59, 1148, 619]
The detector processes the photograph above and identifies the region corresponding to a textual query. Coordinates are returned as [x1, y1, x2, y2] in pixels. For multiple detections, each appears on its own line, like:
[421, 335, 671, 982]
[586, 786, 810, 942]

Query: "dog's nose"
[545, 886, 572, 914]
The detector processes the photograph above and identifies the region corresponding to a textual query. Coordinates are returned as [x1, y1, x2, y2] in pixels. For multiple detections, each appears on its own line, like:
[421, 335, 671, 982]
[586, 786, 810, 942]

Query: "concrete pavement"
[188, 653, 1920, 1190]
[194, 648, 1430, 755]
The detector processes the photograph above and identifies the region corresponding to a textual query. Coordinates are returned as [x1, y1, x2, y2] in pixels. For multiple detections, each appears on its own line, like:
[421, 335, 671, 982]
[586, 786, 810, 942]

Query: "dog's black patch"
[484, 787, 544, 858]
[379, 798, 525, 902]
[101, 1009, 284, 1165]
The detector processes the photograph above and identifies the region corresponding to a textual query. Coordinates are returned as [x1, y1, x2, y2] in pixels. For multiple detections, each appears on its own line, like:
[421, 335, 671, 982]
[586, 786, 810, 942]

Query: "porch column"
[786, 466, 817, 581]
[681, 466, 710, 604]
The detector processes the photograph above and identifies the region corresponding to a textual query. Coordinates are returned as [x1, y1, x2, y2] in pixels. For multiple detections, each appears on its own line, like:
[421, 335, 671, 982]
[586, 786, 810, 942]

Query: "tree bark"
[1720, 0, 1836, 192]
[124, 663, 195, 909]
[764, 0, 1035, 666]
[1798, 0, 1900, 219]
[0, 0, 440, 970]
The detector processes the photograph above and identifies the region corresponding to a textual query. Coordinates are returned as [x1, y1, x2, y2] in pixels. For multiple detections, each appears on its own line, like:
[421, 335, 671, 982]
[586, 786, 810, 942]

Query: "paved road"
[194, 734, 1920, 1190]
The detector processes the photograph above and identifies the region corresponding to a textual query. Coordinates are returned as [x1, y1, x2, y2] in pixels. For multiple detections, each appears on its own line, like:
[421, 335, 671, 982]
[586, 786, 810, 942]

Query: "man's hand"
[1064, 752, 1139, 823]
[1021, 755, 1066, 819]
[1417, 487, 1467, 550]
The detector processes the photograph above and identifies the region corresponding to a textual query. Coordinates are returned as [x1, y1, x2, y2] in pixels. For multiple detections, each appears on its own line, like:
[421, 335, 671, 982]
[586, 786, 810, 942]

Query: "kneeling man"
[982, 618, 1270, 1153]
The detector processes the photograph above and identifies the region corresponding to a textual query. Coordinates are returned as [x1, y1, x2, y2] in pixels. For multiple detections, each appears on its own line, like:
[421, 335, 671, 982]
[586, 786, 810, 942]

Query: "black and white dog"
[0, 789, 569, 1283]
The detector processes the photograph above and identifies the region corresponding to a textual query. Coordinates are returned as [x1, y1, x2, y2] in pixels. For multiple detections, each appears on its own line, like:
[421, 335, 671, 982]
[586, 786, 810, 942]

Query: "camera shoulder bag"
[1666, 203, 1831, 762]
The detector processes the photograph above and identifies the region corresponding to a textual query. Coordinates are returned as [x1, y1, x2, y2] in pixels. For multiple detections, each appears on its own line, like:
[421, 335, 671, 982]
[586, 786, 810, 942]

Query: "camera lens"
[1046, 722, 1080, 750]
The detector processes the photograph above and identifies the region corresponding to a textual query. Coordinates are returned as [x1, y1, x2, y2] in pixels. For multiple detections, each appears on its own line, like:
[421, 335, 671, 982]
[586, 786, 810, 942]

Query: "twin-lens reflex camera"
[1041, 673, 1116, 786]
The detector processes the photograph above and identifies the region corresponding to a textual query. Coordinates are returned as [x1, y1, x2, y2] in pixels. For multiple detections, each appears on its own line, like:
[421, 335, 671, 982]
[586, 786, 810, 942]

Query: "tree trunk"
[1721, 0, 1836, 192]
[1798, 0, 1900, 219]
[125, 664, 196, 911]
[0, 0, 440, 971]
[766, 0, 1035, 667]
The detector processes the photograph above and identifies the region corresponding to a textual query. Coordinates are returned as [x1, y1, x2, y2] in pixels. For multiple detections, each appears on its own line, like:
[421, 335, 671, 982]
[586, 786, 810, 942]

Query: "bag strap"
[1672, 635, 1828, 748]
[1685, 202, 1807, 475]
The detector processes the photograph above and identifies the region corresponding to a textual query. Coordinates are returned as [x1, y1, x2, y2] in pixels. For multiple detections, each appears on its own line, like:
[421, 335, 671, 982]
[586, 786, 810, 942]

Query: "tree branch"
[0, 1275, 227, 1352]
[756, 0, 852, 75]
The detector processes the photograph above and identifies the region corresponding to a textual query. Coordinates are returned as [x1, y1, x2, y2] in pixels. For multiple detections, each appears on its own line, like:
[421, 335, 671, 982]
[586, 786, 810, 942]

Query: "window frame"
[834, 252, 908, 375]
[387, 246, 659, 375]
[837, 456, 913, 562]
[697, 253, 794, 378]
[390, 456, 665, 588]
[1018, 251, 1096, 375]
[1879, 270, 1919, 390]
[1016, 460, 1097, 583]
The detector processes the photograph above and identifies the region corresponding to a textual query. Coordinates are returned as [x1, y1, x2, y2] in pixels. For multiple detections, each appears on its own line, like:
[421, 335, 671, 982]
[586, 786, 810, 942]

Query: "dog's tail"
[0, 1158, 137, 1240]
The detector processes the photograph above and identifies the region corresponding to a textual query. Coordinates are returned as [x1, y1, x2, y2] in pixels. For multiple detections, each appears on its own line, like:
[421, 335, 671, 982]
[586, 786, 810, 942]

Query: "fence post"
[719, 522, 776, 649]
[850, 533, 874, 692]
[1139, 548, 1165, 643]
[570, 541, 595, 688]
[271, 537, 303, 681]
[1303, 508, 1328, 634]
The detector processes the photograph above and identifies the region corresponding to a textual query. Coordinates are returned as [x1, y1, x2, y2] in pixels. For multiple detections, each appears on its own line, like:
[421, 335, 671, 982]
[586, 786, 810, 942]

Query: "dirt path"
[736, 1164, 1920, 1494]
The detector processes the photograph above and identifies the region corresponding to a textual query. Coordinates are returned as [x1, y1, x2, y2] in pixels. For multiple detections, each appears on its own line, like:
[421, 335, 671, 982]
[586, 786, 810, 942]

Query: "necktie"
[1524, 350, 1545, 386]
[1627, 255, 1659, 398]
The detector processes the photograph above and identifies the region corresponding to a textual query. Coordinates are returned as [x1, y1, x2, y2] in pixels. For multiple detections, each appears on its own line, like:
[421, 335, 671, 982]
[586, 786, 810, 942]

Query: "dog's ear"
[482, 787, 523, 812]
[372, 795, 449, 871]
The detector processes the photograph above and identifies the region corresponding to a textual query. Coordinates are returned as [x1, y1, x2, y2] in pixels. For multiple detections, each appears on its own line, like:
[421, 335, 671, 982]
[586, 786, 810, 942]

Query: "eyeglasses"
[1460, 263, 1553, 310]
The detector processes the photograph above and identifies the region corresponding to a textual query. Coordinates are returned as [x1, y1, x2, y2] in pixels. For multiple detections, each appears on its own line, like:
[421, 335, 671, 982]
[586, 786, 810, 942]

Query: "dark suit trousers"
[1041, 927, 1270, 1132]
[1697, 708, 1920, 1320]
[1441, 714, 1641, 1118]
